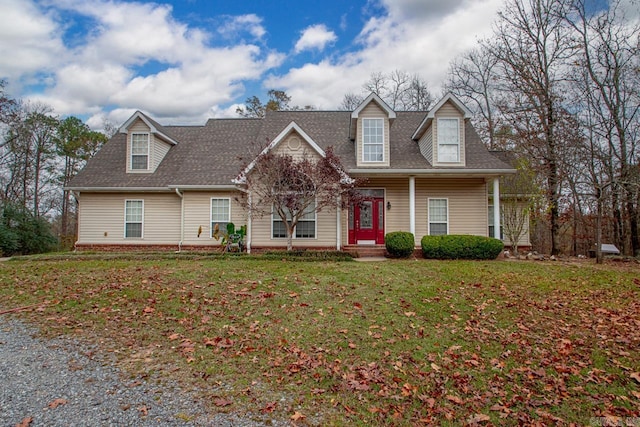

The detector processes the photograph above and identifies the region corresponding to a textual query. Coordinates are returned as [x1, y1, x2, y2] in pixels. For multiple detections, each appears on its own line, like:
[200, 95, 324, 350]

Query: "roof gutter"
[347, 168, 516, 175]
[167, 185, 238, 190]
[64, 186, 174, 192]
[65, 184, 240, 192]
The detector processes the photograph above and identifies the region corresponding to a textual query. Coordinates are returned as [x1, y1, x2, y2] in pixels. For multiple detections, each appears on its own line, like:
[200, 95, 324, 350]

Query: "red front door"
[349, 198, 385, 244]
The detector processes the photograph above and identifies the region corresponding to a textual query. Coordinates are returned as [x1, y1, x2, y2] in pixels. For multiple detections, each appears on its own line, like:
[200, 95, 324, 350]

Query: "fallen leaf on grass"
[630, 372, 640, 384]
[446, 395, 463, 405]
[290, 411, 306, 421]
[48, 398, 68, 409]
[261, 401, 277, 413]
[468, 413, 491, 423]
[213, 398, 232, 407]
[16, 416, 33, 427]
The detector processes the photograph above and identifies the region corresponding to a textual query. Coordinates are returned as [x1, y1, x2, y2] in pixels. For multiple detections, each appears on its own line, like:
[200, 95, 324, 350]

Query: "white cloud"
[294, 24, 338, 53]
[2, 0, 284, 125]
[0, 0, 65, 81]
[2, 0, 507, 125]
[217, 14, 266, 40]
[270, 0, 503, 108]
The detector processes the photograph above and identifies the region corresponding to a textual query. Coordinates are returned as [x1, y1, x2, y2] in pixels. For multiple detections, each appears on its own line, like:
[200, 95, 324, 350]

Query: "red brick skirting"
[73, 243, 340, 253]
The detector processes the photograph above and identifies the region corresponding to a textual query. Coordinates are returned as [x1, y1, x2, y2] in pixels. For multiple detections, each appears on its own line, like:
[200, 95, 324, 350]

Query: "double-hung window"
[437, 119, 459, 163]
[428, 198, 448, 236]
[272, 201, 316, 239]
[124, 200, 143, 238]
[131, 133, 149, 170]
[211, 198, 230, 236]
[362, 118, 384, 162]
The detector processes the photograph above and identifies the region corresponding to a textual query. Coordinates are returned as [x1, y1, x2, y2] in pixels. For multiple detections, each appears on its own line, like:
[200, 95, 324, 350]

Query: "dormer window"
[437, 118, 459, 163]
[363, 118, 384, 162]
[131, 133, 150, 170]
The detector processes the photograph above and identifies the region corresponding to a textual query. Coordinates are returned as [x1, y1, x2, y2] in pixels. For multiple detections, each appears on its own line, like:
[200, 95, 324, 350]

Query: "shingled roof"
[68, 108, 514, 190]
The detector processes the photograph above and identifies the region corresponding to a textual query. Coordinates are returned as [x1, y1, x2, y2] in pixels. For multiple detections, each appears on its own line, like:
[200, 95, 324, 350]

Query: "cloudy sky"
[0, 0, 608, 129]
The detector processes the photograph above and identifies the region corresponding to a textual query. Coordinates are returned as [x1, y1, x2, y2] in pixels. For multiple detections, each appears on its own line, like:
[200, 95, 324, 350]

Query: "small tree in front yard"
[235, 146, 360, 251]
[500, 157, 543, 255]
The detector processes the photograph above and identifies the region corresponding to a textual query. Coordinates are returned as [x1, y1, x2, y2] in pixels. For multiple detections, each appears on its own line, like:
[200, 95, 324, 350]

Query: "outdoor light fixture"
[387, 201, 391, 210]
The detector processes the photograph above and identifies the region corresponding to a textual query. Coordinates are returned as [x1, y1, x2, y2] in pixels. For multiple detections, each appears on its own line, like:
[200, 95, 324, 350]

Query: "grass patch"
[0, 257, 638, 425]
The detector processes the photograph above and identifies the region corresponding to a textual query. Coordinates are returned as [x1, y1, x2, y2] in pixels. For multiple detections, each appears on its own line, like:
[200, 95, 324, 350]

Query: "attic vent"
[288, 136, 301, 151]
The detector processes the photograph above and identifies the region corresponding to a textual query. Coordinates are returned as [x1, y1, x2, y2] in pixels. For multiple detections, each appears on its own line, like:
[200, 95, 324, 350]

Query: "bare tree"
[236, 90, 292, 118]
[3, 103, 59, 217]
[501, 157, 543, 255]
[235, 147, 360, 251]
[341, 70, 433, 111]
[484, 0, 576, 255]
[445, 46, 501, 149]
[566, 0, 640, 255]
[55, 117, 107, 245]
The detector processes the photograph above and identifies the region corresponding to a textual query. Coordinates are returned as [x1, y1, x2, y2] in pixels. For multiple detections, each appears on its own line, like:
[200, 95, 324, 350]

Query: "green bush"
[0, 203, 57, 256]
[421, 235, 503, 260]
[385, 231, 415, 258]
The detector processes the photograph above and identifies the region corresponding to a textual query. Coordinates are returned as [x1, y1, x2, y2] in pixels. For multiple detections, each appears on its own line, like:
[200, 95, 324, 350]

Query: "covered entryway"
[348, 189, 385, 245]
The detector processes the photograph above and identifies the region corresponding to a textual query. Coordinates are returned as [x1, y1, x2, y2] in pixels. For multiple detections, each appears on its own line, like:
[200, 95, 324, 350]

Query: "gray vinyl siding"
[126, 119, 172, 173]
[415, 178, 486, 238]
[77, 192, 181, 244]
[272, 133, 323, 161]
[418, 127, 433, 165]
[356, 102, 390, 168]
[340, 177, 488, 246]
[152, 138, 172, 170]
[432, 101, 466, 166]
[251, 208, 338, 248]
[181, 191, 246, 246]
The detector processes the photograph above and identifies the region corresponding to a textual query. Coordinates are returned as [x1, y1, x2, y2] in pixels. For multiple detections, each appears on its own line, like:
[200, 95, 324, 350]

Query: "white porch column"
[336, 196, 342, 250]
[493, 178, 500, 239]
[246, 192, 252, 253]
[409, 176, 416, 236]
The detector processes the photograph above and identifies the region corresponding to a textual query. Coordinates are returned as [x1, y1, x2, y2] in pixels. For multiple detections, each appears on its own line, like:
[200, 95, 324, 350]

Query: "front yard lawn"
[0, 256, 638, 425]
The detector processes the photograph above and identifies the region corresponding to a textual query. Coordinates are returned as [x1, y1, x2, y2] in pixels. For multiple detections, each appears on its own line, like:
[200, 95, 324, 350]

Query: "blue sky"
[0, 0, 623, 129]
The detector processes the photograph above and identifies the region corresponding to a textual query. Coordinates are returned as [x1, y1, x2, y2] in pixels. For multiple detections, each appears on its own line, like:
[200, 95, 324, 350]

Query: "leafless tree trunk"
[566, 0, 640, 255]
[484, 0, 575, 255]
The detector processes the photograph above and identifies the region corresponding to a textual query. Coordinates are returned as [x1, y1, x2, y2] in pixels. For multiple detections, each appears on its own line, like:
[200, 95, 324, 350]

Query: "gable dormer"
[119, 111, 178, 173]
[351, 93, 396, 168]
[412, 93, 472, 167]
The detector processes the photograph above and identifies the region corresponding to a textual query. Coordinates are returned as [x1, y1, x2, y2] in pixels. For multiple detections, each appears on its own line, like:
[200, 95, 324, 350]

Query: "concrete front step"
[343, 245, 387, 258]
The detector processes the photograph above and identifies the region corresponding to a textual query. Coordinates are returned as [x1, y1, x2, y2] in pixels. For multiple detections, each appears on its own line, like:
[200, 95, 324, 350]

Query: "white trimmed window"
[124, 200, 143, 238]
[437, 119, 460, 163]
[131, 133, 149, 170]
[428, 198, 448, 236]
[211, 198, 231, 236]
[272, 201, 316, 239]
[362, 118, 384, 162]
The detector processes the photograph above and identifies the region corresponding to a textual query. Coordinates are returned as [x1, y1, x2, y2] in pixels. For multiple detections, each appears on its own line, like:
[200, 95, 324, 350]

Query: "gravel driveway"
[0, 318, 279, 427]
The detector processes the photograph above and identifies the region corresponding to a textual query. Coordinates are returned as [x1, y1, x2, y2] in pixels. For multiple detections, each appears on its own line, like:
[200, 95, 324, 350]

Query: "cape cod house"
[67, 93, 516, 254]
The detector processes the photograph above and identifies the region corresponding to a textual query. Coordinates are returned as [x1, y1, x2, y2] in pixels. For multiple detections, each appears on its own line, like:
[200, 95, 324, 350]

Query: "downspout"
[234, 186, 252, 253]
[336, 195, 342, 250]
[70, 190, 79, 251]
[409, 176, 416, 238]
[175, 188, 184, 252]
[493, 178, 500, 240]
[247, 192, 252, 254]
